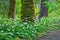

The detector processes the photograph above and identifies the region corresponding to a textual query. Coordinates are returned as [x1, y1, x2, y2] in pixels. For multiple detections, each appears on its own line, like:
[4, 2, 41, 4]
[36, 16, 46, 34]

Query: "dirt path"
[37, 30, 60, 40]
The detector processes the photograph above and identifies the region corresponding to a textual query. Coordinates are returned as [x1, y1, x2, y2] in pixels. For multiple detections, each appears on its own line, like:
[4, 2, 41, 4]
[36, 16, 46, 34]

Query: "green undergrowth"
[0, 15, 60, 40]
[0, 9, 60, 40]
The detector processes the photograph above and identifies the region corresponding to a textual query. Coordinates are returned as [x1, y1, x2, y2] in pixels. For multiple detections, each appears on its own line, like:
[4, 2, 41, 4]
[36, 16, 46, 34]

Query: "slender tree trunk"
[39, 0, 48, 20]
[8, 0, 15, 19]
[21, 0, 35, 22]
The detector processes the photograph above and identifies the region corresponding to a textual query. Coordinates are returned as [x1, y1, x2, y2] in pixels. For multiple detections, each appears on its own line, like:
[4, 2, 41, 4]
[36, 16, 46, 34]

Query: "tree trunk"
[21, 0, 35, 22]
[39, 0, 48, 20]
[8, 0, 15, 19]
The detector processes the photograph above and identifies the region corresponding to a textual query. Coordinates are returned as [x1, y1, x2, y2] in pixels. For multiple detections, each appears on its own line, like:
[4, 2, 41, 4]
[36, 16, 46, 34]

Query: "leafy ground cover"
[0, 13, 60, 40]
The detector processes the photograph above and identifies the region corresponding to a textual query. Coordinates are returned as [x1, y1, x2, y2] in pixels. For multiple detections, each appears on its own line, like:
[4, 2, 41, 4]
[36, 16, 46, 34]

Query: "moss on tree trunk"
[21, 0, 35, 22]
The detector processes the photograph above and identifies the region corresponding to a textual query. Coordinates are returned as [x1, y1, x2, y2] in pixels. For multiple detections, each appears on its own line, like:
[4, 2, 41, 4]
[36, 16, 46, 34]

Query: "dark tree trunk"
[21, 0, 35, 22]
[8, 0, 15, 19]
[39, 0, 48, 20]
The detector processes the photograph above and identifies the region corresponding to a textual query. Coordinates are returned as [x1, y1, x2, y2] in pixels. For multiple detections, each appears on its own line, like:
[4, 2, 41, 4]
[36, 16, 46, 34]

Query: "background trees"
[0, 0, 59, 21]
[0, 0, 48, 22]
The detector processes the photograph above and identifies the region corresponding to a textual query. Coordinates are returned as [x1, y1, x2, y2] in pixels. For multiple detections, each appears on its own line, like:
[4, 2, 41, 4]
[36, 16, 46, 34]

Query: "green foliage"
[0, 0, 9, 14]
[0, 15, 60, 40]
[0, 18, 52, 40]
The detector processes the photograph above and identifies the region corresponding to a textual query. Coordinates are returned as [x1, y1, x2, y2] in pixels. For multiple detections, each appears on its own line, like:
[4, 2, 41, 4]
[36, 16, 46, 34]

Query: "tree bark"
[8, 0, 15, 19]
[21, 0, 35, 22]
[39, 0, 48, 20]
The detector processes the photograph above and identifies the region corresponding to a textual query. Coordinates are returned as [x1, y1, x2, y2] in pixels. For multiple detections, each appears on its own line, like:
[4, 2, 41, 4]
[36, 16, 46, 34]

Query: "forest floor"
[37, 30, 60, 40]
[37, 16, 60, 40]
